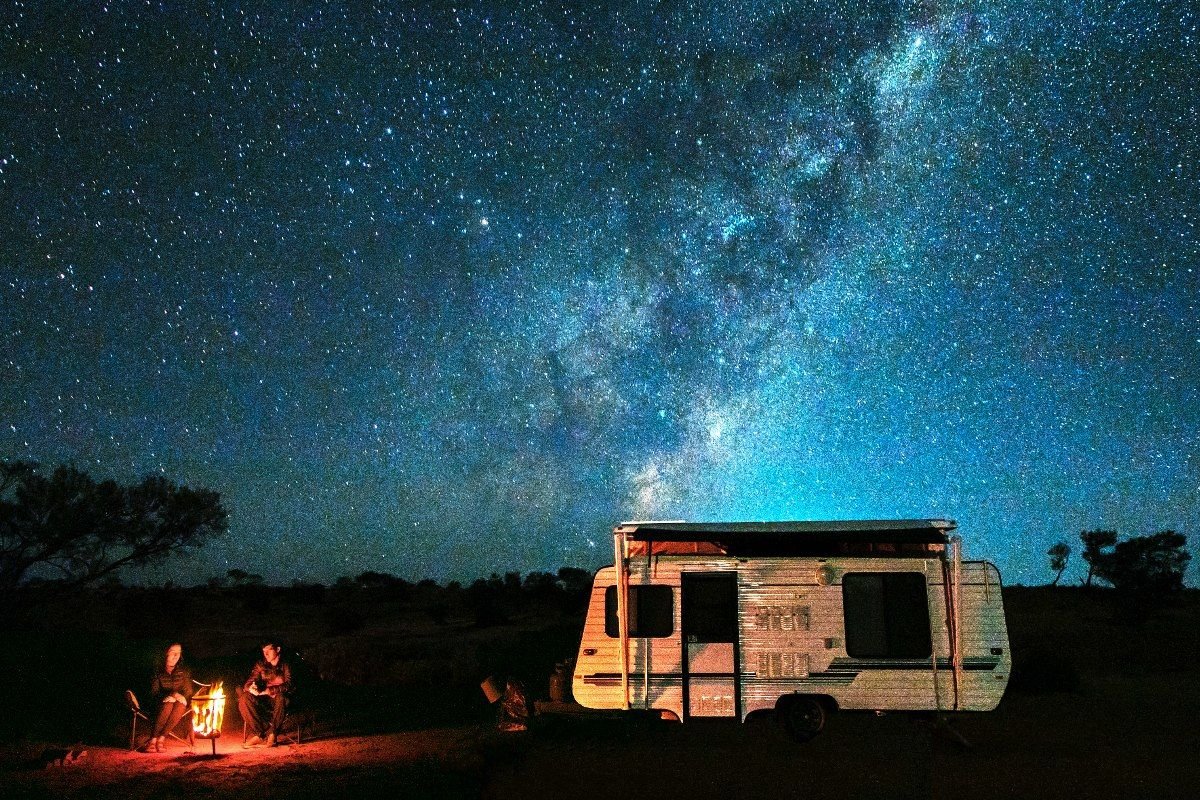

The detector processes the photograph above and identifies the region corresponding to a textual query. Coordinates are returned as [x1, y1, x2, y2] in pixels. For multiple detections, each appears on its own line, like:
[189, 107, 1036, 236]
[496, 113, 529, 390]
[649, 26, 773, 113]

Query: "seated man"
[238, 641, 293, 747]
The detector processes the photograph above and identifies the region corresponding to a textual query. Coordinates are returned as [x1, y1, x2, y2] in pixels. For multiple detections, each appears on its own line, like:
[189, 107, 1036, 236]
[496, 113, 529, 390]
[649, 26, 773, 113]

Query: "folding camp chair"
[125, 681, 208, 751]
[241, 697, 314, 746]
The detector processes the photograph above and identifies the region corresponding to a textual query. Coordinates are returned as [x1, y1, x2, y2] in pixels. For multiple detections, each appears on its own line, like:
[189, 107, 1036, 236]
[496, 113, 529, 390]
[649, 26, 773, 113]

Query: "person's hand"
[248, 684, 260, 696]
[172, 693, 186, 704]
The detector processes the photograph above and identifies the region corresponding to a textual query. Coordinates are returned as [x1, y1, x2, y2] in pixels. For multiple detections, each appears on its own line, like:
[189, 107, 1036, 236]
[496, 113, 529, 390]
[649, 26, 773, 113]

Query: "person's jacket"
[151, 663, 194, 702]
[244, 658, 293, 698]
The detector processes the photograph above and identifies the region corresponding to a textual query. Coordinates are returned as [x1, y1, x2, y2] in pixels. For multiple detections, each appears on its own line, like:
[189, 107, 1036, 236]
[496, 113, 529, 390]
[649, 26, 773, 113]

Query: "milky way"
[2, 1, 1197, 585]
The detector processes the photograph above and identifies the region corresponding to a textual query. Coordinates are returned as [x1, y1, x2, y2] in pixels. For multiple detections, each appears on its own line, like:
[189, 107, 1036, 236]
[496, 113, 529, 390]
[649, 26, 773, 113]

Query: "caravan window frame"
[604, 584, 673, 638]
[841, 572, 933, 659]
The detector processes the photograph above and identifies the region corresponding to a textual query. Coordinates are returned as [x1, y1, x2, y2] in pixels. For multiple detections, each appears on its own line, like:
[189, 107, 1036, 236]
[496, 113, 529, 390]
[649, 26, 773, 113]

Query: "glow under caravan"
[572, 519, 1010, 739]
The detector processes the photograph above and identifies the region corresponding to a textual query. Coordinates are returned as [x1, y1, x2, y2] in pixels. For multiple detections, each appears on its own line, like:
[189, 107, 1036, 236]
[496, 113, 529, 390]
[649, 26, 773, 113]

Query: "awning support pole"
[614, 528, 630, 711]
[951, 534, 963, 710]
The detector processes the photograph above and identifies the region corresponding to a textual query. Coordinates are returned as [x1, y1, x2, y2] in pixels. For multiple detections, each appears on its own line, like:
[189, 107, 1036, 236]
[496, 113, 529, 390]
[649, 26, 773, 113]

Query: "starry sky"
[2, 0, 1197, 587]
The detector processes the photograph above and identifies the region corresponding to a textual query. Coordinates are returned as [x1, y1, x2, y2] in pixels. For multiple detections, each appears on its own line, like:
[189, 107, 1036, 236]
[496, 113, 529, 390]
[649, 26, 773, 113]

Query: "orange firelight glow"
[191, 682, 226, 737]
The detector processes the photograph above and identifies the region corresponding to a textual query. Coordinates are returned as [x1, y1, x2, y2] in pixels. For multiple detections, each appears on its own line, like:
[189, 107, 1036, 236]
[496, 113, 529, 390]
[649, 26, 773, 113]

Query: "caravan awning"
[614, 519, 955, 557]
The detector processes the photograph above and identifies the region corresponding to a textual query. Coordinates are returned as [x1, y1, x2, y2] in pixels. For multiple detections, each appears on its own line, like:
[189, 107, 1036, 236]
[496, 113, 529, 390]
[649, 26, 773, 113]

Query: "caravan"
[572, 519, 1010, 738]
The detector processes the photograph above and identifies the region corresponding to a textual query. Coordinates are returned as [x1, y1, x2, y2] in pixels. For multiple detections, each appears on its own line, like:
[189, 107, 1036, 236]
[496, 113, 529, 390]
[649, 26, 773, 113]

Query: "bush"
[425, 601, 450, 626]
[237, 584, 272, 612]
[1009, 643, 1081, 694]
[288, 581, 327, 604]
[323, 605, 367, 636]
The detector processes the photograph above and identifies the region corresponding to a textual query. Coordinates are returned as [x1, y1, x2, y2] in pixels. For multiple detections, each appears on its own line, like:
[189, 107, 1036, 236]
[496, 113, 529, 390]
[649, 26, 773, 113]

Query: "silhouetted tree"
[1080, 529, 1118, 587]
[469, 576, 508, 627]
[288, 579, 327, 604]
[227, 568, 263, 586]
[1094, 531, 1190, 593]
[355, 570, 410, 599]
[355, 570, 395, 588]
[523, 571, 560, 599]
[1048, 542, 1071, 586]
[556, 566, 592, 595]
[0, 461, 227, 595]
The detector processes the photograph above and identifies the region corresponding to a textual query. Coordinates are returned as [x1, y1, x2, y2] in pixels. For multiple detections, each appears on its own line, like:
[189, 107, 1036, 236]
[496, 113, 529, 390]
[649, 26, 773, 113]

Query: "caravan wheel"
[779, 696, 826, 742]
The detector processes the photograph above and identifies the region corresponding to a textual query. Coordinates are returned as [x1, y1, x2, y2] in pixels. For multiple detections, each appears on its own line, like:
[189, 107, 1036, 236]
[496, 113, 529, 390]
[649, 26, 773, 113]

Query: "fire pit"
[190, 681, 226, 755]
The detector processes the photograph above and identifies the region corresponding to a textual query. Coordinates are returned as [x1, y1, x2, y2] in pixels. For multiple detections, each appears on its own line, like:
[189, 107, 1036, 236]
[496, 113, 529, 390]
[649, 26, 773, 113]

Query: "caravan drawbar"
[572, 519, 1010, 738]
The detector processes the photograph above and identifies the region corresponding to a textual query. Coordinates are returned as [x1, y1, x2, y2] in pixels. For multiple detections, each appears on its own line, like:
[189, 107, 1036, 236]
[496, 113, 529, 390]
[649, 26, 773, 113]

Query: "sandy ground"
[5, 679, 1199, 800]
[2, 727, 489, 799]
[4, 588, 1198, 798]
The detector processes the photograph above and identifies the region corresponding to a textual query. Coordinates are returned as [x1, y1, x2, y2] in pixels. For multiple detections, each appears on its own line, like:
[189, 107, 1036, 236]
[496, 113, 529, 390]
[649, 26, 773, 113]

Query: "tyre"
[779, 695, 826, 742]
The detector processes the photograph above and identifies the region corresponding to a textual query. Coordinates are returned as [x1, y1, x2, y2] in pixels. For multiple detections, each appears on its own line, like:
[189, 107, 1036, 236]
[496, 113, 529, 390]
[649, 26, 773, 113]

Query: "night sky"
[2, 1, 1197, 587]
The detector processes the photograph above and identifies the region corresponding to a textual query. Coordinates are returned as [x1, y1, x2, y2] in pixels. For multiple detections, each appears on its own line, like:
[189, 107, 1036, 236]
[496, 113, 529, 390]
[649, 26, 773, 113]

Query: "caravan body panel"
[574, 551, 1009, 721]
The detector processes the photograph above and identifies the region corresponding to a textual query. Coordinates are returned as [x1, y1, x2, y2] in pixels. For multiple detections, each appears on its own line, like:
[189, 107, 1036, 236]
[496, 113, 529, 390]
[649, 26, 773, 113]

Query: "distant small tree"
[355, 570, 410, 599]
[468, 576, 508, 627]
[1094, 531, 1190, 593]
[355, 570, 396, 589]
[556, 566, 592, 595]
[0, 461, 227, 596]
[523, 571, 560, 599]
[227, 568, 263, 586]
[288, 579, 327, 605]
[1047, 542, 1071, 586]
[1080, 529, 1118, 587]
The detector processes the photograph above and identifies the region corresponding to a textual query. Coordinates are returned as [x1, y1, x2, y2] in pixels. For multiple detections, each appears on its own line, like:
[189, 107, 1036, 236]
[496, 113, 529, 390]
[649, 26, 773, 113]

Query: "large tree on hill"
[1094, 531, 1191, 593]
[1079, 529, 1118, 588]
[0, 460, 227, 593]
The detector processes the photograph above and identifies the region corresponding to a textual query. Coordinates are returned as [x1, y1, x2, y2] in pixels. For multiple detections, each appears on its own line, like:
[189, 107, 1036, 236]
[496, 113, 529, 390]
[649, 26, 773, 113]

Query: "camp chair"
[241, 695, 314, 746]
[240, 649, 319, 746]
[125, 681, 208, 751]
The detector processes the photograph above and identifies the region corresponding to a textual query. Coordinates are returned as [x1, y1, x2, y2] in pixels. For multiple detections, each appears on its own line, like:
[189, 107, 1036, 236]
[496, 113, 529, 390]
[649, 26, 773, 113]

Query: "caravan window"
[842, 572, 932, 658]
[605, 585, 673, 638]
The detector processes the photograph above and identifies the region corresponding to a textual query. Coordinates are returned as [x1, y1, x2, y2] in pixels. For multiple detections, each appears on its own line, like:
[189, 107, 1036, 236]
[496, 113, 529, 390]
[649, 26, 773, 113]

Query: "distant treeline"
[204, 566, 594, 596]
[90, 566, 598, 632]
[1046, 529, 1190, 592]
[1, 459, 598, 621]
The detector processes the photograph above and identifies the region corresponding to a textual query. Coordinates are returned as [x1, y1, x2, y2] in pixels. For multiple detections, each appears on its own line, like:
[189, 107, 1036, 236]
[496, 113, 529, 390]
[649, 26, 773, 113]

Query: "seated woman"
[145, 642, 193, 752]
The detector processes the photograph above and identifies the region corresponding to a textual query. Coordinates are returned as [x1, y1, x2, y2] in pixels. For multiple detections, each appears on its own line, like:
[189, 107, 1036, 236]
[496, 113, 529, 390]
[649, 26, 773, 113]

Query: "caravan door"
[681, 572, 739, 718]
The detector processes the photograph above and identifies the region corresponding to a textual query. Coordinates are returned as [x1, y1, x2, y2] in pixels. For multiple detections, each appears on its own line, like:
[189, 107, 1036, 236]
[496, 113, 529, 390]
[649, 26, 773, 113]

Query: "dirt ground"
[3, 586, 1198, 798]
[4, 675, 1198, 800]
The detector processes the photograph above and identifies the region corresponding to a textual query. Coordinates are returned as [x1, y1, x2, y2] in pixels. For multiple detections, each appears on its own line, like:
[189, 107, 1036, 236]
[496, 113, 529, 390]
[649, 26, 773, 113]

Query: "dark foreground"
[4, 676, 1198, 800]
[3, 586, 1199, 798]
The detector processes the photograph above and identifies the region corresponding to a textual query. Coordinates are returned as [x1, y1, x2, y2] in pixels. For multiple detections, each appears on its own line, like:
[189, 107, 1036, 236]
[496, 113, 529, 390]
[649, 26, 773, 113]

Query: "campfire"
[190, 682, 226, 754]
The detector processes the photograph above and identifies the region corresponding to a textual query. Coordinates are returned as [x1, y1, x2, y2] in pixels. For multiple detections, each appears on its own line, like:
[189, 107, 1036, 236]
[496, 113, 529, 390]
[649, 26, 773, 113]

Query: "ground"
[2, 585, 1198, 798]
[5, 689, 1198, 800]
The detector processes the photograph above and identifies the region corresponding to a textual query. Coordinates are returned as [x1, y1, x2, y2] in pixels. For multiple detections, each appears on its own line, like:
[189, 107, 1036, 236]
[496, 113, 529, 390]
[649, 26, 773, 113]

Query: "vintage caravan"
[572, 519, 1010, 738]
